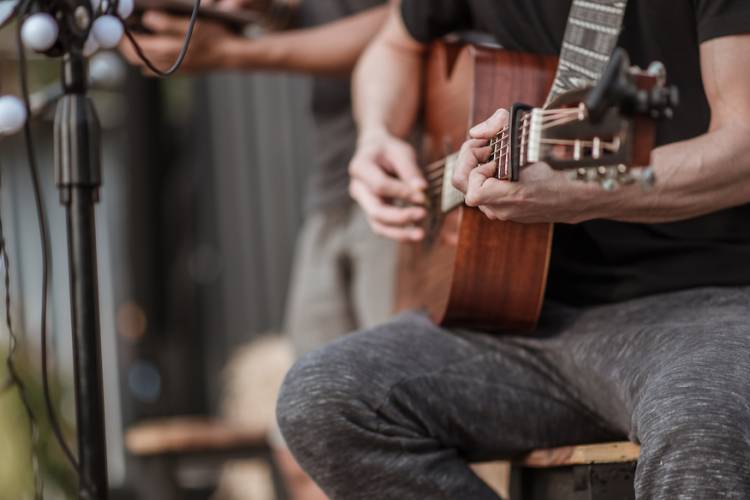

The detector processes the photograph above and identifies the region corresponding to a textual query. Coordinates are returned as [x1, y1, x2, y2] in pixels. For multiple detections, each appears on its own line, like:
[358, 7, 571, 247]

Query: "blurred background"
[0, 33, 315, 498]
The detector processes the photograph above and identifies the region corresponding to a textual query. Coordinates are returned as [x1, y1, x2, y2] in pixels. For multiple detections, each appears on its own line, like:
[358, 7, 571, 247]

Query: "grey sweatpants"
[277, 286, 750, 499]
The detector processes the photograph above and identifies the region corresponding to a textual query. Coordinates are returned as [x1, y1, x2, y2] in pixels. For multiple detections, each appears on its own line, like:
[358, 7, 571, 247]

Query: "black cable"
[14, 7, 95, 496]
[123, 0, 202, 77]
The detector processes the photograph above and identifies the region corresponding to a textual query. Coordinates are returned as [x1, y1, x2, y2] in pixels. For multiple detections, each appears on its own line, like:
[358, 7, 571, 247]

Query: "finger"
[118, 36, 142, 65]
[120, 35, 175, 72]
[370, 220, 425, 242]
[350, 157, 425, 204]
[142, 10, 192, 35]
[382, 141, 427, 191]
[141, 67, 158, 78]
[478, 205, 498, 221]
[469, 108, 510, 140]
[465, 161, 500, 207]
[453, 139, 492, 193]
[212, 0, 248, 10]
[349, 180, 426, 226]
[134, 36, 188, 71]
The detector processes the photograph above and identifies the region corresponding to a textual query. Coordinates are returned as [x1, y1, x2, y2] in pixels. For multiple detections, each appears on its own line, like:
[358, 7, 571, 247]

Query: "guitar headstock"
[510, 49, 679, 190]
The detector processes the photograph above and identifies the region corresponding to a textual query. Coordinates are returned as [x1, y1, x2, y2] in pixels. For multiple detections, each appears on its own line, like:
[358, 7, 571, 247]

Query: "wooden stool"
[125, 417, 288, 500]
[510, 442, 640, 500]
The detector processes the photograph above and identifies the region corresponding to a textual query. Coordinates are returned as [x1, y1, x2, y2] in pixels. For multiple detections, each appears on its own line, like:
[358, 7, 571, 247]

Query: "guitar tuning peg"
[600, 178, 619, 191]
[636, 166, 656, 191]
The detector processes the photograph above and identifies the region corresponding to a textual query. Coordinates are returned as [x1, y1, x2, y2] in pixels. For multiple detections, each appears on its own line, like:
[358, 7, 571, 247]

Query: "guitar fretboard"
[545, 0, 627, 107]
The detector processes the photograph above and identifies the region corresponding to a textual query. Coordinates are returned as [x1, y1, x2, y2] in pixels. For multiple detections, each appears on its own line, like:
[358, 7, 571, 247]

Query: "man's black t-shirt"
[401, 0, 750, 306]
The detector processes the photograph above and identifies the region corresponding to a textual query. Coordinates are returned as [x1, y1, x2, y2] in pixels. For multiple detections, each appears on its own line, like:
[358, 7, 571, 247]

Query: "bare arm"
[120, 5, 388, 76]
[348, 2, 430, 241]
[601, 35, 750, 222]
[352, 1, 424, 139]
[229, 5, 390, 74]
[453, 35, 750, 225]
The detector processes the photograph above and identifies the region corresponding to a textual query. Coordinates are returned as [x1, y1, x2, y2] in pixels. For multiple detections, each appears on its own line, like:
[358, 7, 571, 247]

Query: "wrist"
[357, 126, 392, 147]
[229, 33, 293, 71]
[221, 36, 265, 70]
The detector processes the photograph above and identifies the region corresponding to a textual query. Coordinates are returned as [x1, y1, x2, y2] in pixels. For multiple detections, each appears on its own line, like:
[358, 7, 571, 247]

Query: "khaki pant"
[284, 205, 396, 356]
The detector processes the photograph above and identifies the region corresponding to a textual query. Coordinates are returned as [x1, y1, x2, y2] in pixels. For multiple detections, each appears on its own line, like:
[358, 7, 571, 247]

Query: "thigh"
[284, 212, 355, 356]
[285, 312, 622, 462]
[543, 286, 750, 437]
[347, 207, 398, 329]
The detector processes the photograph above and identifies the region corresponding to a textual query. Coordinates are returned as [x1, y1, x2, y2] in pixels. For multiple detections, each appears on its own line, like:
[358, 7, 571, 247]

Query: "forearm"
[591, 124, 750, 223]
[223, 5, 388, 75]
[352, 6, 424, 140]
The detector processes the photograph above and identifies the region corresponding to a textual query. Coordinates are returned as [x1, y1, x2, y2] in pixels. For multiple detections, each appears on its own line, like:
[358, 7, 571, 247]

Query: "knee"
[275, 335, 383, 459]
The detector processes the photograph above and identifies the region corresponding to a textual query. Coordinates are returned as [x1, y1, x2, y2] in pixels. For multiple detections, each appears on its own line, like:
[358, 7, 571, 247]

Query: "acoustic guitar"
[396, 42, 677, 331]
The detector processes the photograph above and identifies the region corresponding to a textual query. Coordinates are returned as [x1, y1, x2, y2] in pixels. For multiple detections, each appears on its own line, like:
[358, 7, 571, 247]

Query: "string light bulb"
[0, 96, 27, 136]
[83, 33, 99, 57]
[91, 15, 123, 49]
[21, 13, 59, 52]
[117, 0, 134, 19]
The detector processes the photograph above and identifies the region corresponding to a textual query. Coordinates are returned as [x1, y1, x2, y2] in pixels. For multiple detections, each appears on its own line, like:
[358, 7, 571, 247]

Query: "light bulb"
[92, 15, 124, 49]
[0, 96, 27, 136]
[89, 52, 126, 89]
[21, 13, 59, 52]
[117, 0, 134, 19]
[83, 33, 99, 57]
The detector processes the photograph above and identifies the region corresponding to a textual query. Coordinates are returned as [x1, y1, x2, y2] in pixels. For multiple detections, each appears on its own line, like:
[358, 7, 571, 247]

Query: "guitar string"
[421, 107, 583, 193]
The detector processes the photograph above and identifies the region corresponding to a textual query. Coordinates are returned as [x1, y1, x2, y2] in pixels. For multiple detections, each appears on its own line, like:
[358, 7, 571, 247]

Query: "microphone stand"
[54, 43, 108, 500]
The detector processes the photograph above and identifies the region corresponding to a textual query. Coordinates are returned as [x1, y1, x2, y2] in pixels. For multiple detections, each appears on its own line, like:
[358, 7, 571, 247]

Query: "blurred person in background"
[121, 1, 390, 498]
[121, 0, 393, 355]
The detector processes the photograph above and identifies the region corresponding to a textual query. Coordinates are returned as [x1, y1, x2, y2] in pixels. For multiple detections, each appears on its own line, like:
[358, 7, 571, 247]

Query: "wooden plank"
[125, 417, 266, 456]
[520, 441, 641, 468]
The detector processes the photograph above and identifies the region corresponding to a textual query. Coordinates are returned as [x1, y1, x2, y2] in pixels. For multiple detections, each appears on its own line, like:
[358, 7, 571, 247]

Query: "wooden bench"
[126, 419, 638, 500]
[510, 441, 641, 500]
[125, 417, 288, 500]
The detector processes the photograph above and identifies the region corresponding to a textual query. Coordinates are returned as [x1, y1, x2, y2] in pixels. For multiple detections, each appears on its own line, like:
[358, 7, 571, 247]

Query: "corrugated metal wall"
[199, 72, 313, 407]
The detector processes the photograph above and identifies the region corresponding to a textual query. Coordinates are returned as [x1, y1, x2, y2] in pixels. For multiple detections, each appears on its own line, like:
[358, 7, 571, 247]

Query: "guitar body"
[396, 43, 558, 331]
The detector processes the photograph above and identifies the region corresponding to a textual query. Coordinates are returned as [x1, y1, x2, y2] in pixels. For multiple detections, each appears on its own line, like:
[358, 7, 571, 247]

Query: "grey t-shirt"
[296, 0, 385, 211]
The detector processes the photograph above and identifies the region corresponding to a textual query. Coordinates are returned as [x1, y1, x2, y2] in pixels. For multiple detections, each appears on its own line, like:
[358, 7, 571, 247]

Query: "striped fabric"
[545, 0, 628, 107]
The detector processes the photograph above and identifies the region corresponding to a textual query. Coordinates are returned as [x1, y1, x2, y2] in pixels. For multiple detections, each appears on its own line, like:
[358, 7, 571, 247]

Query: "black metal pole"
[54, 50, 108, 500]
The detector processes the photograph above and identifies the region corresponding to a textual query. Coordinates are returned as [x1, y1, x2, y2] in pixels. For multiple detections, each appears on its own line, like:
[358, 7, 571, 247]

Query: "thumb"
[384, 141, 427, 190]
[469, 108, 509, 139]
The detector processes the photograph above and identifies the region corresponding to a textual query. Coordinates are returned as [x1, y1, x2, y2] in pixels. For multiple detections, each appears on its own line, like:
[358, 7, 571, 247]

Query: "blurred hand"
[119, 10, 240, 75]
[453, 108, 598, 224]
[204, 0, 266, 12]
[349, 132, 428, 242]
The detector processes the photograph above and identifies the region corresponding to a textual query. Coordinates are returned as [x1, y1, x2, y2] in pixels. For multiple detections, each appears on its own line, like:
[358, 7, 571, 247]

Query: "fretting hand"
[453, 109, 606, 224]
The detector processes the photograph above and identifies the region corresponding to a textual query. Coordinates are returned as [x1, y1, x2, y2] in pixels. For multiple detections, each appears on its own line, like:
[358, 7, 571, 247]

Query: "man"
[276, 1, 750, 499]
[121, 0, 393, 356]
